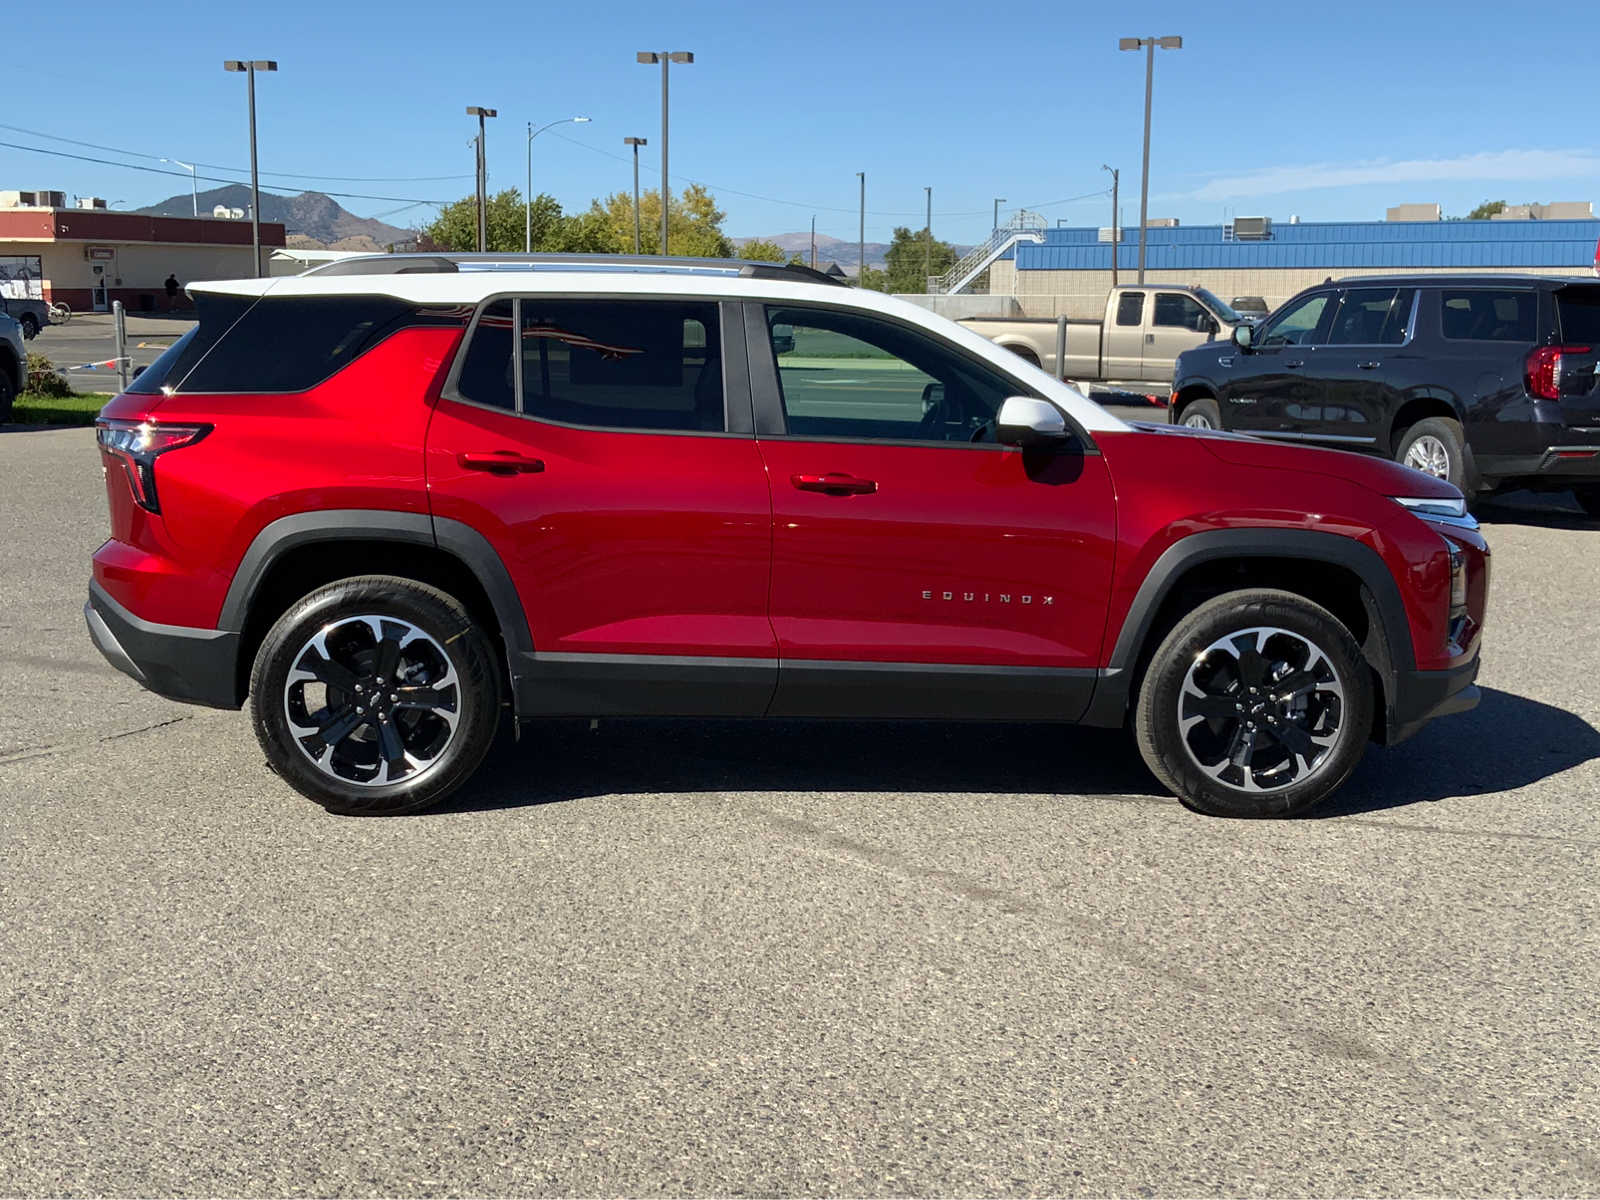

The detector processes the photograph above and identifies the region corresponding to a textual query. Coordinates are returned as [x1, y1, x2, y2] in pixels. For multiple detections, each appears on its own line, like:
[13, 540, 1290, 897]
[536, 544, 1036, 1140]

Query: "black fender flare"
[1080, 528, 1415, 727]
[217, 508, 533, 657]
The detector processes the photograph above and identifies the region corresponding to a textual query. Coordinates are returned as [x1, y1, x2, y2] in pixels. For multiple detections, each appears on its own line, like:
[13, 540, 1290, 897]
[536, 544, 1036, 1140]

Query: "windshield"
[1193, 288, 1243, 324]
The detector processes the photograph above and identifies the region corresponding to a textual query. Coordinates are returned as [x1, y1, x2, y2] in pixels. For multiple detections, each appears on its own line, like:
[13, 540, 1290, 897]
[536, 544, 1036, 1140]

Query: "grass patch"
[12, 391, 111, 426]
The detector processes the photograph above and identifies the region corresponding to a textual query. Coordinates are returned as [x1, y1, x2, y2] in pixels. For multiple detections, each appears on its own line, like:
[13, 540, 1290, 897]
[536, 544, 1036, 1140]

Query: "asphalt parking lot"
[3, 427, 1598, 1196]
[25, 313, 192, 384]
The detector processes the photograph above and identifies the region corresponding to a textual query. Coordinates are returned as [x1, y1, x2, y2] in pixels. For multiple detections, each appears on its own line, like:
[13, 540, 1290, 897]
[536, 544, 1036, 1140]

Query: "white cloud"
[1190, 149, 1600, 202]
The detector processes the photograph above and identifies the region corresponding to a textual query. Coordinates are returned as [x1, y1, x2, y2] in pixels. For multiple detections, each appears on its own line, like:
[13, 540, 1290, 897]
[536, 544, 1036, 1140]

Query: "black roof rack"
[305, 252, 847, 287]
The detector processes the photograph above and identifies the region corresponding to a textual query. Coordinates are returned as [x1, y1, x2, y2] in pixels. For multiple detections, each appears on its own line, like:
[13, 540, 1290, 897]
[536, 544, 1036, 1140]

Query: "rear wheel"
[1179, 396, 1221, 430]
[1135, 589, 1373, 818]
[1395, 416, 1471, 498]
[250, 576, 501, 815]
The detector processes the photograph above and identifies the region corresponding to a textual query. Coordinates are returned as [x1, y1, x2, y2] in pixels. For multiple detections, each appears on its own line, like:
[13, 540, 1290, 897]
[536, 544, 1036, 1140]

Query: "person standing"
[164, 274, 180, 312]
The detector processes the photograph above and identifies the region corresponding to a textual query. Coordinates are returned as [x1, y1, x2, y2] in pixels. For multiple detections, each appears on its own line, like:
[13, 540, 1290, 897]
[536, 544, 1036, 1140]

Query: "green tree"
[856, 266, 889, 292]
[422, 188, 567, 252]
[882, 225, 958, 293]
[736, 239, 787, 262]
[1466, 200, 1507, 220]
[566, 183, 733, 256]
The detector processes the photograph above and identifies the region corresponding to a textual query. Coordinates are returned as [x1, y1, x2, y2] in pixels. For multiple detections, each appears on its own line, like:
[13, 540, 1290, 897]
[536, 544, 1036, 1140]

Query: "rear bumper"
[1476, 442, 1600, 484]
[1385, 652, 1480, 745]
[85, 580, 243, 709]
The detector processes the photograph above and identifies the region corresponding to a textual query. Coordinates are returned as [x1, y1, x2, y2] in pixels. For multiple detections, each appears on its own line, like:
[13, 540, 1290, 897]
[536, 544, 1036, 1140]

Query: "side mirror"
[995, 396, 1069, 449]
[1232, 322, 1254, 351]
[1202, 316, 1219, 337]
[132, 364, 148, 380]
[771, 324, 795, 355]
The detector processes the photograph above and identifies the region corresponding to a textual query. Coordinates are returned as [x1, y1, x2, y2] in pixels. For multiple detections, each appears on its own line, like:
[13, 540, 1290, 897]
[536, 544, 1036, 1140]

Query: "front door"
[425, 297, 777, 715]
[746, 303, 1117, 720]
[1223, 289, 1335, 434]
[90, 264, 110, 313]
[1143, 291, 1217, 382]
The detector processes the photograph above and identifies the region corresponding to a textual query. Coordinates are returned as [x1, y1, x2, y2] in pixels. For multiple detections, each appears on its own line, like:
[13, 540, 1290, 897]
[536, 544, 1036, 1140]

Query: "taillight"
[1524, 345, 1591, 400]
[95, 418, 210, 513]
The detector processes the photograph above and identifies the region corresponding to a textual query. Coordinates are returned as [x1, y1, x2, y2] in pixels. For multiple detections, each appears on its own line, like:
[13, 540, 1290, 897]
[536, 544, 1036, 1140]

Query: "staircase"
[928, 210, 1047, 295]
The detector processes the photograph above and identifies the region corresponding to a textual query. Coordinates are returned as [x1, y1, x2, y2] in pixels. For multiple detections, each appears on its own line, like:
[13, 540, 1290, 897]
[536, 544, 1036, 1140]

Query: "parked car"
[1170, 274, 1600, 513]
[1230, 295, 1270, 320]
[86, 254, 1487, 820]
[961, 285, 1247, 384]
[0, 307, 23, 418]
[0, 295, 47, 339]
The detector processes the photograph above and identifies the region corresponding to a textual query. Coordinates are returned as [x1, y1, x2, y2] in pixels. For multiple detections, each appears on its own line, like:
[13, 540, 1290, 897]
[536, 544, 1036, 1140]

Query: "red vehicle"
[87, 255, 1488, 818]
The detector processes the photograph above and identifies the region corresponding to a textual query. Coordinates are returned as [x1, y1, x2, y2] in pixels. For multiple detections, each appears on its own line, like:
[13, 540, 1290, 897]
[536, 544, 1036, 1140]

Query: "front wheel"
[1178, 396, 1221, 430]
[249, 576, 502, 815]
[1135, 589, 1373, 817]
[19, 314, 38, 339]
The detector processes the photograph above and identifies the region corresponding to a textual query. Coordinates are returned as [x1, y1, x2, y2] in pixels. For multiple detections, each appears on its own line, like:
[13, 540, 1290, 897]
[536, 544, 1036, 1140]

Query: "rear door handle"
[1286, 359, 1305, 369]
[1358, 361, 1381, 370]
[459, 450, 546, 475]
[791, 472, 877, 496]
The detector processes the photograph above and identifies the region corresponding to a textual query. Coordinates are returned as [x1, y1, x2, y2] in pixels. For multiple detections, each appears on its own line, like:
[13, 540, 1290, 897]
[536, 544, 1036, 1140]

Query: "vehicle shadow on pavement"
[1316, 686, 1600, 817]
[1474, 492, 1597, 530]
[434, 684, 1598, 818]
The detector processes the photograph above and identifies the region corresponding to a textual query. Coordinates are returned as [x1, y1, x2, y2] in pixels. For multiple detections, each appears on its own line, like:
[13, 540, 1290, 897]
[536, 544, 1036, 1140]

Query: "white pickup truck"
[960, 284, 1250, 385]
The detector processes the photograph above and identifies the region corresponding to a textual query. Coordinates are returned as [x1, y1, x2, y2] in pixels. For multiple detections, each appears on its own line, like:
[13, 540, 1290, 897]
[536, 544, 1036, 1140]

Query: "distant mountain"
[137, 186, 413, 248]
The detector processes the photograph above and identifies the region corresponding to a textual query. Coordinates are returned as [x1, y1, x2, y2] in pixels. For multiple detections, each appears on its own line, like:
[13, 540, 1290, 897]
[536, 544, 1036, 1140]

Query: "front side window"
[1153, 293, 1211, 332]
[1258, 292, 1332, 348]
[764, 307, 1022, 444]
[1115, 292, 1145, 327]
[1440, 289, 1537, 342]
[519, 300, 722, 432]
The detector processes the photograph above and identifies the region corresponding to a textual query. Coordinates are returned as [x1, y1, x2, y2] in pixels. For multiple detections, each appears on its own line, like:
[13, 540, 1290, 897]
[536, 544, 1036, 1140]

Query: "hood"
[1129, 421, 1462, 501]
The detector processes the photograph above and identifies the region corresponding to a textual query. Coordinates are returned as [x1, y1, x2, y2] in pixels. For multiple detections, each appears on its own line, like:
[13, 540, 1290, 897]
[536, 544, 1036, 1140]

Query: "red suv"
[87, 255, 1488, 818]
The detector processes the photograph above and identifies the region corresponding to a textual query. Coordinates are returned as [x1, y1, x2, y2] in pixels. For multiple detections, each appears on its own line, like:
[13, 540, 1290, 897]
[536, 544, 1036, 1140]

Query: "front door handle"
[459, 450, 546, 475]
[1145, 333, 1155, 344]
[1358, 361, 1381, 370]
[1285, 359, 1305, 369]
[791, 472, 877, 496]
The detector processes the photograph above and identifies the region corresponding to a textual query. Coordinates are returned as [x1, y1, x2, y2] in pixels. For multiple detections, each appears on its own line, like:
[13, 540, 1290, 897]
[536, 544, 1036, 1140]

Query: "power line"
[0, 122, 472, 183]
[0, 140, 453, 205]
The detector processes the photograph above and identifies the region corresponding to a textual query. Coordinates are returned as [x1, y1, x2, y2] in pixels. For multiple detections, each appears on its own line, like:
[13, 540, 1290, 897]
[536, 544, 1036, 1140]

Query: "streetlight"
[162, 159, 198, 217]
[624, 137, 648, 253]
[1118, 35, 1181, 284]
[1101, 165, 1119, 287]
[636, 51, 693, 256]
[856, 171, 865, 288]
[466, 106, 497, 252]
[993, 197, 1006, 234]
[525, 116, 589, 252]
[222, 59, 277, 277]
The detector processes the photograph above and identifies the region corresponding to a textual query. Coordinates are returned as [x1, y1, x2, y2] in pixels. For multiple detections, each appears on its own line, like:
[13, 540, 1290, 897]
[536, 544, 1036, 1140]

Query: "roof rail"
[303, 252, 847, 287]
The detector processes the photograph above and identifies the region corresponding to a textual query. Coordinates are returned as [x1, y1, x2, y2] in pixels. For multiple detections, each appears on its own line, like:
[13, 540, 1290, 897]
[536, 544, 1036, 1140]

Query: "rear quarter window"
[1439, 289, 1537, 342]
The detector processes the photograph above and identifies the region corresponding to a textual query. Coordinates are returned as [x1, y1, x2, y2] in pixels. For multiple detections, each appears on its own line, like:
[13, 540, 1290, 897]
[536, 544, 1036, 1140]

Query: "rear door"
[425, 295, 778, 715]
[1224, 289, 1335, 434]
[1143, 291, 1219, 382]
[1103, 291, 1146, 380]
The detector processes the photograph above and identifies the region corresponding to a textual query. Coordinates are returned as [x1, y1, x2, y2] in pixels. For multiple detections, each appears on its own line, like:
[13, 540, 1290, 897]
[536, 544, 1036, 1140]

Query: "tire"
[1135, 588, 1374, 818]
[1005, 345, 1041, 368]
[19, 314, 38, 339]
[1178, 396, 1221, 430]
[1394, 416, 1471, 498]
[1574, 486, 1600, 519]
[249, 575, 502, 815]
[0, 363, 15, 421]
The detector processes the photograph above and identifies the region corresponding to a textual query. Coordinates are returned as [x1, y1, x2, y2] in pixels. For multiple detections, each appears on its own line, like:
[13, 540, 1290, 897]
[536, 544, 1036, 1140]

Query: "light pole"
[924, 186, 932, 284]
[1101, 165, 1120, 287]
[466, 106, 497, 252]
[856, 171, 865, 288]
[1118, 35, 1181, 284]
[162, 159, 198, 217]
[636, 51, 693, 255]
[624, 137, 648, 253]
[222, 60, 276, 277]
[524, 116, 588, 252]
[993, 197, 1006, 234]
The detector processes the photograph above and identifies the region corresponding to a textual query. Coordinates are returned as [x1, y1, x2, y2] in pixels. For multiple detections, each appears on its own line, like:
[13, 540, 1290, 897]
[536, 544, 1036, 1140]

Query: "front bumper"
[85, 580, 243, 709]
[1384, 652, 1480, 745]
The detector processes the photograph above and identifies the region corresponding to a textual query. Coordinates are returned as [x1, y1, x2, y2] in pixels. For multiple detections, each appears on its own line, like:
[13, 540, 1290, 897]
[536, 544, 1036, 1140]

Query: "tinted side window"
[1327, 288, 1399, 345]
[1115, 292, 1145, 326]
[519, 300, 722, 432]
[1259, 293, 1332, 347]
[455, 299, 515, 411]
[1556, 287, 1600, 342]
[1440, 289, 1537, 342]
[1153, 293, 1209, 331]
[766, 306, 1021, 444]
[175, 295, 415, 393]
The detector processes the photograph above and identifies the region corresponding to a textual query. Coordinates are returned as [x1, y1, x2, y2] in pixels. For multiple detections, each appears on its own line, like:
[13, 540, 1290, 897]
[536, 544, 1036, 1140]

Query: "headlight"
[1393, 495, 1467, 519]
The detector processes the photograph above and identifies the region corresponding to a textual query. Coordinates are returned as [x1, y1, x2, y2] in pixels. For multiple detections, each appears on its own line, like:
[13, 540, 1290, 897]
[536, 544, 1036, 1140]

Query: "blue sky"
[7, 0, 1599, 246]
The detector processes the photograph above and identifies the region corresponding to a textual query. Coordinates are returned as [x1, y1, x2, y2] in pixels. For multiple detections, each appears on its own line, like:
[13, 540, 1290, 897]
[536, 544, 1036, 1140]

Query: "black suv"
[1170, 274, 1600, 512]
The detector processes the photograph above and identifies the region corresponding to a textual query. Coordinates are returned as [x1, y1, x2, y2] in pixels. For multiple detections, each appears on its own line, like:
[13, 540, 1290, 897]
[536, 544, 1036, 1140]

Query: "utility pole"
[856, 171, 865, 288]
[223, 60, 276, 276]
[924, 186, 932, 284]
[465, 106, 497, 252]
[624, 137, 647, 253]
[1119, 35, 1182, 284]
[637, 51, 694, 255]
[1102, 164, 1120, 287]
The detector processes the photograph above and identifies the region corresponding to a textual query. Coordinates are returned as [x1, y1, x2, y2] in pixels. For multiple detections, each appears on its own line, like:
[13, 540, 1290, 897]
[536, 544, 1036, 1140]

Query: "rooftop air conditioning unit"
[76, 196, 107, 210]
[1097, 226, 1122, 243]
[1232, 215, 1272, 239]
[35, 190, 65, 208]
